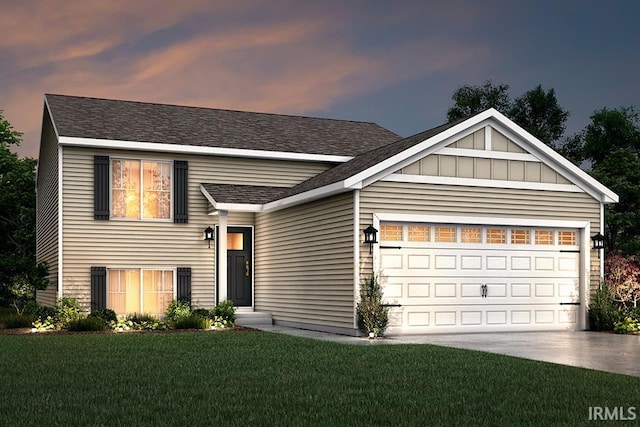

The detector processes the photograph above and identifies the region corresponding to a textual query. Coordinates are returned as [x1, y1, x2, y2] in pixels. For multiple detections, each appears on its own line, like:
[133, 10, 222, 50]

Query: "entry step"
[235, 311, 273, 327]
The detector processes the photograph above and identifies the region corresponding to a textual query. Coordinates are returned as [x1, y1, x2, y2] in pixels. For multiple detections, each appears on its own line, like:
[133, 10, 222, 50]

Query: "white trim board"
[434, 147, 540, 162]
[58, 136, 353, 163]
[382, 174, 585, 193]
[373, 212, 590, 229]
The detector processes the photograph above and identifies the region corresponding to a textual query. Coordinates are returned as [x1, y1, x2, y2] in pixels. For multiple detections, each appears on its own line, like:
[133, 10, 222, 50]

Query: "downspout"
[57, 145, 63, 300]
[353, 190, 360, 329]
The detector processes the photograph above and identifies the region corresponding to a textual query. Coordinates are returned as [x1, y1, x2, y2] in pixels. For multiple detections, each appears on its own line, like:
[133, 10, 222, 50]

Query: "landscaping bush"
[34, 305, 56, 320]
[191, 308, 210, 318]
[356, 275, 389, 337]
[108, 315, 169, 331]
[173, 314, 212, 330]
[210, 300, 236, 324]
[2, 314, 35, 329]
[588, 282, 621, 331]
[56, 298, 84, 328]
[614, 317, 640, 334]
[67, 316, 106, 332]
[90, 308, 117, 324]
[165, 300, 191, 322]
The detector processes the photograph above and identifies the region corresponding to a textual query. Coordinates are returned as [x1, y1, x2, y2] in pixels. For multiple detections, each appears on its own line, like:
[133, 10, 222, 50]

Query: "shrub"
[605, 252, 640, 308]
[67, 316, 106, 332]
[173, 314, 212, 330]
[21, 300, 41, 316]
[614, 317, 640, 334]
[108, 315, 169, 331]
[165, 300, 191, 322]
[34, 305, 57, 320]
[210, 300, 236, 325]
[356, 275, 389, 337]
[191, 308, 210, 318]
[3, 314, 35, 329]
[56, 298, 84, 328]
[588, 282, 621, 331]
[32, 316, 57, 331]
[90, 308, 117, 324]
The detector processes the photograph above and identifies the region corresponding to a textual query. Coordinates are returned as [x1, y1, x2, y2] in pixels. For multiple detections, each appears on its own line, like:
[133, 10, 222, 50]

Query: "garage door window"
[380, 224, 403, 241]
[511, 229, 530, 244]
[486, 228, 506, 244]
[461, 227, 481, 243]
[535, 230, 554, 245]
[408, 225, 430, 242]
[435, 226, 456, 242]
[558, 231, 577, 245]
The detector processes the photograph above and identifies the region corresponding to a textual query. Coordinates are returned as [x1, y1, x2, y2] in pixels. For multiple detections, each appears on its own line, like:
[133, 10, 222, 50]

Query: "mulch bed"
[0, 325, 256, 336]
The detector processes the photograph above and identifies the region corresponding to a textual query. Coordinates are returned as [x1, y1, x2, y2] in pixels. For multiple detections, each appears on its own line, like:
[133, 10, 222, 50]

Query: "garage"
[378, 221, 583, 333]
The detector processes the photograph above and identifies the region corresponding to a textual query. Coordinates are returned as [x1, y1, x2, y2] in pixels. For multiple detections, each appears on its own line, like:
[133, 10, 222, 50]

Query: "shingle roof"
[272, 119, 465, 201]
[201, 183, 288, 205]
[45, 94, 400, 157]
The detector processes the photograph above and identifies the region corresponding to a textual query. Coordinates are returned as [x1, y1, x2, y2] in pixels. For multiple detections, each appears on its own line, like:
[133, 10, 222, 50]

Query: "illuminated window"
[486, 228, 506, 244]
[535, 230, 554, 245]
[380, 224, 403, 241]
[112, 159, 172, 220]
[108, 269, 174, 316]
[227, 233, 244, 250]
[461, 227, 481, 243]
[435, 226, 456, 242]
[558, 231, 577, 245]
[511, 229, 530, 244]
[408, 225, 430, 242]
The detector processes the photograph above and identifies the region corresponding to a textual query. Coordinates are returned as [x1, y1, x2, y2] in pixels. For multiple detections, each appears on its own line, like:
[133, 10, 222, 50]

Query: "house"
[36, 94, 618, 335]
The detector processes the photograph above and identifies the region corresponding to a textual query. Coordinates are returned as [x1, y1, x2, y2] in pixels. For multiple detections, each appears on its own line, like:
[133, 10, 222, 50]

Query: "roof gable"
[44, 94, 400, 157]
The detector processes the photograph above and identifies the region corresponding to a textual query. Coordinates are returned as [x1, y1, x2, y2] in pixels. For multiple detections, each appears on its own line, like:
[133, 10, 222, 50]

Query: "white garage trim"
[371, 213, 591, 332]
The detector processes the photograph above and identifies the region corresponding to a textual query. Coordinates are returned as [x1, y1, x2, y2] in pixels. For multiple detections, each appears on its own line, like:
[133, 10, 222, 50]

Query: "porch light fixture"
[204, 226, 214, 248]
[363, 225, 378, 254]
[591, 232, 605, 251]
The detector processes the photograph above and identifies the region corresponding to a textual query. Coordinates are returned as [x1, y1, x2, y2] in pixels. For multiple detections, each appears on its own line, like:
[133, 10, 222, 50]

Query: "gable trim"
[381, 174, 584, 193]
[58, 136, 353, 163]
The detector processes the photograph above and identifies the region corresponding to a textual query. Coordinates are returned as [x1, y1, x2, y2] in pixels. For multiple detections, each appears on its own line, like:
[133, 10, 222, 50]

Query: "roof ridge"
[44, 93, 388, 127]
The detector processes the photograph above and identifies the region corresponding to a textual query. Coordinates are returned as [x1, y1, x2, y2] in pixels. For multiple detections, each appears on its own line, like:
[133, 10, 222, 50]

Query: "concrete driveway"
[386, 331, 640, 377]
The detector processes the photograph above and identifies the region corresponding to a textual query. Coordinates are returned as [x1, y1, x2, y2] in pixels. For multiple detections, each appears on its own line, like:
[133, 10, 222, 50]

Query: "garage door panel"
[379, 223, 581, 333]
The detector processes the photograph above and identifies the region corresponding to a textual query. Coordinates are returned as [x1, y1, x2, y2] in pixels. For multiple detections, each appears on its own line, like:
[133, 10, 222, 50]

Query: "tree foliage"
[447, 80, 512, 122]
[605, 252, 640, 309]
[509, 85, 570, 146]
[0, 110, 49, 308]
[560, 108, 640, 253]
[446, 81, 569, 146]
[356, 275, 388, 337]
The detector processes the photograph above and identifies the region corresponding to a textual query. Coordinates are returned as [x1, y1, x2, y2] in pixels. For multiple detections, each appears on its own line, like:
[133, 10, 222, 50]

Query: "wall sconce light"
[204, 226, 214, 248]
[591, 232, 605, 251]
[363, 225, 378, 254]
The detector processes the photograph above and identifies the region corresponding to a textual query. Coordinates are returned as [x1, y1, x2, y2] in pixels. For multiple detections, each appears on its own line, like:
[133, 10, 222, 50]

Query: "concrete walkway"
[259, 325, 640, 377]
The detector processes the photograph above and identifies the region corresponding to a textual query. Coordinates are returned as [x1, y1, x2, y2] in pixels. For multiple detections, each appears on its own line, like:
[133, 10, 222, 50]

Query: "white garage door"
[378, 223, 581, 333]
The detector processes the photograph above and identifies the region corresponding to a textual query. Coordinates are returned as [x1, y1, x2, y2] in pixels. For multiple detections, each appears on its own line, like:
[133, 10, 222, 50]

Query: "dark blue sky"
[0, 0, 638, 157]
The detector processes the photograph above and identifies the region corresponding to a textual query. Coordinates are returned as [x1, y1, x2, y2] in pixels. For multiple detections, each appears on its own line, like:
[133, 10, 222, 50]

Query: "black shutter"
[174, 161, 188, 223]
[94, 156, 110, 220]
[177, 267, 192, 303]
[90, 267, 107, 310]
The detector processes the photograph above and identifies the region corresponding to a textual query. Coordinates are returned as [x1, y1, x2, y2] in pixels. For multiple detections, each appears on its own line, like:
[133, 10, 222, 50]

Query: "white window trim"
[110, 157, 174, 222]
[106, 267, 177, 315]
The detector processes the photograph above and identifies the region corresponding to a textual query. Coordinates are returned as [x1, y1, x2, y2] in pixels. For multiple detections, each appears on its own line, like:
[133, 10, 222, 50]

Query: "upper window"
[511, 229, 530, 245]
[486, 228, 506, 244]
[112, 159, 172, 220]
[535, 230, 554, 245]
[558, 231, 577, 245]
[435, 226, 456, 243]
[461, 227, 481, 243]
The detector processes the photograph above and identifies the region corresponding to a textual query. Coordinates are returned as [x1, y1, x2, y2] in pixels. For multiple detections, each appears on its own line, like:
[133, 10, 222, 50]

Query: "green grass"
[0, 331, 638, 426]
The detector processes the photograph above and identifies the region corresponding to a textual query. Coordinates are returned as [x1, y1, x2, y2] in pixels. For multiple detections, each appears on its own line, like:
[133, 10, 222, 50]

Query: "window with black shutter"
[94, 156, 110, 220]
[177, 267, 192, 303]
[90, 266, 107, 310]
[174, 160, 188, 223]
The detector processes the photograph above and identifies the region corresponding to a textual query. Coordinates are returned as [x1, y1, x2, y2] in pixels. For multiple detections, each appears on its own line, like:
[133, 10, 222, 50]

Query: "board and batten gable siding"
[400, 126, 570, 184]
[36, 110, 59, 306]
[61, 146, 331, 310]
[254, 191, 355, 332]
[359, 181, 602, 290]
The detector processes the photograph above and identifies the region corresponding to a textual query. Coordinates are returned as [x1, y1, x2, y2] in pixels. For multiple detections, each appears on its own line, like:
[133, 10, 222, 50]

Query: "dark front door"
[226, 227, 252, 307]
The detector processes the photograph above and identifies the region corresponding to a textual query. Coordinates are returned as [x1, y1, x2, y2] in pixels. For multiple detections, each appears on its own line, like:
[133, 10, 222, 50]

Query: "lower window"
[108, 269, 175, 316]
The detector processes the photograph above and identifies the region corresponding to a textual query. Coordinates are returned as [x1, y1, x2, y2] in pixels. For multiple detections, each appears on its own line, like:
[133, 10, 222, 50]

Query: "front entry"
[225, 227, 253, 307]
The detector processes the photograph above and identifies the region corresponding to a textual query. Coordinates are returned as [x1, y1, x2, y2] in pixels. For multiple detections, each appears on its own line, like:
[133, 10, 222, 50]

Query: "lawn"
[0, 330, 638, 426]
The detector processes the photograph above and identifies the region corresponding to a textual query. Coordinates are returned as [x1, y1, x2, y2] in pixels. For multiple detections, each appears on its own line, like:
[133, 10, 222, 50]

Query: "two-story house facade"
[37, 94, 617, 335]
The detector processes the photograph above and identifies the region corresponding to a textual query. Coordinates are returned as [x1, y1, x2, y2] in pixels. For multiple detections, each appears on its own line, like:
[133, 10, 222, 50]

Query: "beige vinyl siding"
[36, 111, 59, 306]
[61, 146, 330, 310]
[448, 128, 485, 149]
[359, 181, 601, 291]
[254, 192, 354, 330]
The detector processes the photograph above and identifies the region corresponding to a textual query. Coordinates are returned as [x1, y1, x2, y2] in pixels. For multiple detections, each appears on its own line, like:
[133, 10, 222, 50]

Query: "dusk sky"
[1, 0, 638, 158]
